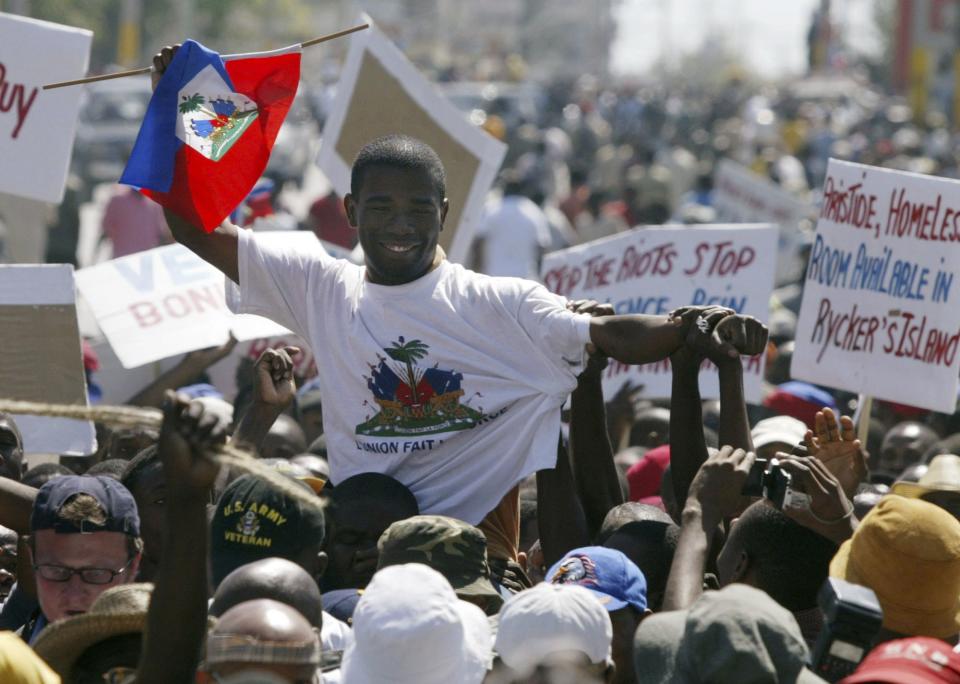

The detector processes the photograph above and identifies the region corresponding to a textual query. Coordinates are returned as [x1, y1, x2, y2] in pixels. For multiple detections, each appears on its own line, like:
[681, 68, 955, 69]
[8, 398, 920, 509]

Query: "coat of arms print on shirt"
[356, 337, 485, 437]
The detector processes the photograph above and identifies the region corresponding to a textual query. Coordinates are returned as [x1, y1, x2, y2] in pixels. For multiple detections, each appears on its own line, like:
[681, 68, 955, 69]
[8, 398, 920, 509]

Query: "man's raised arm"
[152, 45, 240, 283]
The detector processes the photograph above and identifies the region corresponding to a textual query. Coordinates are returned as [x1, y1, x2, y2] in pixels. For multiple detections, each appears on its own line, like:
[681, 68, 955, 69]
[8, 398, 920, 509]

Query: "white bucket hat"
[339, 563, 492, 684]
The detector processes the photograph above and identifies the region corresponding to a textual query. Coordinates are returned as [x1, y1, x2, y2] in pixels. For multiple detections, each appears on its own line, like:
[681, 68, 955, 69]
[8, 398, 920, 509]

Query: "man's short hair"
[22, 462, 72, 489]
[350, 135, 446, 202]
[120, 446, 160, 494]
[732, 502, 837, 611]
[329, 472, 419, 517]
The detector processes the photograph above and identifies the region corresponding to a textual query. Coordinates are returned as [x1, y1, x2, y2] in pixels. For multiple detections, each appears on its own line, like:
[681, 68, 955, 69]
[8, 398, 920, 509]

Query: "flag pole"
[42, 23, 369, 90]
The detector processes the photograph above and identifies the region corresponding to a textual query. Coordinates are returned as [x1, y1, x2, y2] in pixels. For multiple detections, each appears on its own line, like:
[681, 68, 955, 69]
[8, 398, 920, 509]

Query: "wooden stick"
[856, 395, 873, 445]
[42, 23, 369, 90]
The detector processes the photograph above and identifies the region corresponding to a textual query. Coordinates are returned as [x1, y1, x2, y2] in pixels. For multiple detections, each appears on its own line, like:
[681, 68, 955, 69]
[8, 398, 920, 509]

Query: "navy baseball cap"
[30, 475, 140, 536]
[547, 546, 647, 612]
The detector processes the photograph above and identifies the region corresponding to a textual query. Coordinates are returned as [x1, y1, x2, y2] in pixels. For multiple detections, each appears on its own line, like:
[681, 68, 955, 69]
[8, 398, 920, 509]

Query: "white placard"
[0, 264, 95, 455]
[541, 224, 778, 400]
[316, 18, 506, 264]
[75, 232, 329, 368]
[792, 159, 960, 412]
[0, 13, 92, 203]
[714, 159, 814, 285]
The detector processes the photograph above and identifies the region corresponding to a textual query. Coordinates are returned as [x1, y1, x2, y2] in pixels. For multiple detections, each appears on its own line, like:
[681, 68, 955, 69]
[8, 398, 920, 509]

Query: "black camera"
[741, 457, 807, 509]
[809, 578, 884, 682]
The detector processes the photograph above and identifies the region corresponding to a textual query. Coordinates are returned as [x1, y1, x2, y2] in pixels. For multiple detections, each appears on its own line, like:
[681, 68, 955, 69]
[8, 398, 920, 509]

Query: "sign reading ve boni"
[541, 224, 777, 401]
[792, 159, 960, 413]
[0, 13, 91, 203]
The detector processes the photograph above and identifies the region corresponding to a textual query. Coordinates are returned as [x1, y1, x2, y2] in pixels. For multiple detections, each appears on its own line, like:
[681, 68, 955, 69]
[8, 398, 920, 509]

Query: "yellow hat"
[0, 631, 59, 683]
[892, 454, 960, 499]
[830, 495, 960, 639]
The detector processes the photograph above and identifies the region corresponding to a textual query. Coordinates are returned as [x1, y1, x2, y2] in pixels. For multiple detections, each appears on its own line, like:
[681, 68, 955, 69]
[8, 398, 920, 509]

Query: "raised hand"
[688, 445, 756, 521]
[182, 333, 238, 369]
[253, 346, 301, 409]
[773, 454, 857, 544]
[151, 44, 181, 90]
[803, 408, 868, 498]
[672, 306, 735, 367]
[159, 391, 226, 494]
[710, 314, 768, 359]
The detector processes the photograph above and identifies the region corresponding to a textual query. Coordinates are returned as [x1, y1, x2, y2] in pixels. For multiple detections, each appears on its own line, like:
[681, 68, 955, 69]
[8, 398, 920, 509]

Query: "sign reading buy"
[541, 224, 777, 401]
[792, 159, 960, 412]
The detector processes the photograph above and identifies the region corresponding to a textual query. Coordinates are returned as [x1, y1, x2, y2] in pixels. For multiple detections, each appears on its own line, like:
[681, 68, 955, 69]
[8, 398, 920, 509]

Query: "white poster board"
[541, 224, 778, 401]
[316, 19, 506, 264]
[0, 13, 92, 203]
[792, 159, 960, 412]
[75, 232, 328, 369]
[0, 265, 95, 454]
[714, 159, 814, 286]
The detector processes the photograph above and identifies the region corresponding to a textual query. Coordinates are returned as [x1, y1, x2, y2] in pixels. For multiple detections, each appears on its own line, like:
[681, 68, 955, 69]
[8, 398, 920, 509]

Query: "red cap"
[840, 638, 960, 684]
[626, 445, 670, 501]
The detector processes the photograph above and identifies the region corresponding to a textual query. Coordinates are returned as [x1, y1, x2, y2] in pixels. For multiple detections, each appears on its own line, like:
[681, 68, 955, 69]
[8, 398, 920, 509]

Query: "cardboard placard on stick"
[0, 13, 92, 203]
[792, 159, 960, 413]
[316, 19, 506, 264]
[0, 265, 95, 454]
[541, 224, 778, 401]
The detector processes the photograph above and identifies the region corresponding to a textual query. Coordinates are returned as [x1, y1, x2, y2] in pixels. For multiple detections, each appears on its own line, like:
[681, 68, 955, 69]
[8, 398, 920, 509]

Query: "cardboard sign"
[0, 265, 95, 454]
[713, 159, 815, 286]
[75, 232, 330, 369]
[792, 159, 960, 412]
[541, 224, 777, 400]
[316, 19, 506, 264]
[0, 13, 91, 203]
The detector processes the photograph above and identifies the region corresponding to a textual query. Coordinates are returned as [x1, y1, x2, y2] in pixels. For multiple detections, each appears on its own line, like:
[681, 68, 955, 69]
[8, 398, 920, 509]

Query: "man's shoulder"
[441, 262, 556, 308]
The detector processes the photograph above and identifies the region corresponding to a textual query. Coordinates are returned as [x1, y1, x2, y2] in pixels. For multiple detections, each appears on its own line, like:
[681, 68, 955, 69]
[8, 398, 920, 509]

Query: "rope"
[0, 400, 325, 514]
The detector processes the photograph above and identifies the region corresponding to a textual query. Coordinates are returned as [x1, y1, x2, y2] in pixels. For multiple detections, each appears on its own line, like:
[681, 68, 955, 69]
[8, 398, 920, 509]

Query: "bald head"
[597, 502, 673, 544]
[211, 558, 323, 629]
[213, 598, 316, 642]
[260, 415, 308, 460]
[206, 599, 320, 681]
[876, 421, 939, 478]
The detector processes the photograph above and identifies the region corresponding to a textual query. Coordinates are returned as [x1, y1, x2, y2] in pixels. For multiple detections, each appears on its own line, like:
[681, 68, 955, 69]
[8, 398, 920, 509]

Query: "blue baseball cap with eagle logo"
[547, 546, 647, 612]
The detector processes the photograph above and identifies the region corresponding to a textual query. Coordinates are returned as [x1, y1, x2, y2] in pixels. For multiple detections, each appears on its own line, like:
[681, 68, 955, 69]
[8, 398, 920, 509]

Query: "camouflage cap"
[377, 515, 502, 609]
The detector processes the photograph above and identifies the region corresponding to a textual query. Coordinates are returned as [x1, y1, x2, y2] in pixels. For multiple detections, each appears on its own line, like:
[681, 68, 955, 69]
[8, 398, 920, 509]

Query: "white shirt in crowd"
[475, 195, 552, 280]
[227, 229, 590, 524]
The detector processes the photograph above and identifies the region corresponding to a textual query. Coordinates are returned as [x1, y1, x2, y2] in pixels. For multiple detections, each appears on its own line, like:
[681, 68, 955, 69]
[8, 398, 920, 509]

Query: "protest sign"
[714, 159, 814, 286]
[0, 13, 91, 203]
[76, 232, 332, 369]
[541, 224, 777, 401]
[316, 19, 506, 264]
[0, 265, 95, 454]
[792, 159, 960, 413]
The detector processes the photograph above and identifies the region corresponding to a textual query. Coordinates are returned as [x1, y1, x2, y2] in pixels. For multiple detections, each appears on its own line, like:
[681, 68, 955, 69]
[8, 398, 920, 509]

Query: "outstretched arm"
[126, 335, 238, 408]
[232, 346, 299, 451]
[537, 437, 590, 568]
[588, 308, 765, 366]
[151, 45, 240, 283]
[137, 392, 225, 684]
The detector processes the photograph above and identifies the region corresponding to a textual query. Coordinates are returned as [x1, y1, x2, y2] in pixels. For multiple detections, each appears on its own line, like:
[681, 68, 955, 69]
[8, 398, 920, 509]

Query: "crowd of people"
[3, 35, 960, 684]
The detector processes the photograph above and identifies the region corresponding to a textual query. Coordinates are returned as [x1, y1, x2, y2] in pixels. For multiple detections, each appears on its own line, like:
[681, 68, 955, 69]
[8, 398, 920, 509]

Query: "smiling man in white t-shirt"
[152, 48, 765, 562]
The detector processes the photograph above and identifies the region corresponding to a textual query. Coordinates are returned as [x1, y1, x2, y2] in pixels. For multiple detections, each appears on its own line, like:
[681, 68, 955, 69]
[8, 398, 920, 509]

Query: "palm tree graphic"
[386, 337, 429, 405]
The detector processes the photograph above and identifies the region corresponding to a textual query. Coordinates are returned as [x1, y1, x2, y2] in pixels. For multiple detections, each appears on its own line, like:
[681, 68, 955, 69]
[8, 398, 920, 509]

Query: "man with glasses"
[23, 475, 141, 642]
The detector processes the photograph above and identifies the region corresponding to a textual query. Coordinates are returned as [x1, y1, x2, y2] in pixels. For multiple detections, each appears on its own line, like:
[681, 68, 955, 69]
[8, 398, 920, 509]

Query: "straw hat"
[891, 454, 960, 499]
[32, 582, 152, 677]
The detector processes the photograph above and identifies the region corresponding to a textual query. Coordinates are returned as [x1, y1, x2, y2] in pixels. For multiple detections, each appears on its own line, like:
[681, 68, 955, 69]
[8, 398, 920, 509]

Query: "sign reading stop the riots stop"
[792, 159, 960, 413]
[541, 224, 777, 401]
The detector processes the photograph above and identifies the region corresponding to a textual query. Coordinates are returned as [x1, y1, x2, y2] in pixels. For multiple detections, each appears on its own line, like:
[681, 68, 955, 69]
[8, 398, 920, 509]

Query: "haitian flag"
[120, 40, 300, 231]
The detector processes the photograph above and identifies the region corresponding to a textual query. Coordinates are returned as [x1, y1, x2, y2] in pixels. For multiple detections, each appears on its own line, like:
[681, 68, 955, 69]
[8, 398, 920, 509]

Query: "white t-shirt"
[321, 610, 352, 652]
[475, 195, 552, 279]
[227, 229, 591, 523]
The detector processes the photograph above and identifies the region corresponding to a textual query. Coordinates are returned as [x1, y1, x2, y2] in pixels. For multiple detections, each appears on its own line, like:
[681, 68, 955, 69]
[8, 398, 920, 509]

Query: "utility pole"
[117, 0, 142, 67]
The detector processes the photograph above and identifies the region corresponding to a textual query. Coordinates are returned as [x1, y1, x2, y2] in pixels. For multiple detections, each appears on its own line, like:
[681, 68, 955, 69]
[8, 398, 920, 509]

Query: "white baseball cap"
[751, 415, 807, 450]
[339, 563, 492, 684]
[494, 583, 612, 675]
